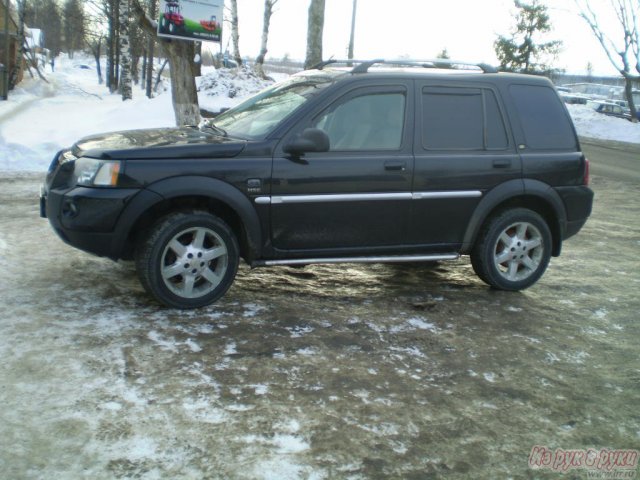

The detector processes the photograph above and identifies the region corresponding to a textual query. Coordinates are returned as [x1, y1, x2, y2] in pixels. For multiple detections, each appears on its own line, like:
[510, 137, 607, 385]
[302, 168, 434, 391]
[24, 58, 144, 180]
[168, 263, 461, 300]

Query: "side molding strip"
[254, 191, 482, 205]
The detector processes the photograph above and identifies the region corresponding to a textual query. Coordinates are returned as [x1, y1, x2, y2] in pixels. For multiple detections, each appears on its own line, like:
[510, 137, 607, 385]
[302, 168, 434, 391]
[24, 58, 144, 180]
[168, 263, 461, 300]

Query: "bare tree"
[130, 0, 200, 125]
[305, 0, 325, 69]
[119, 0, 133, 100]
[228, 0, 242, 66]
[575, 0, 639, 122]
[86, 32, 104, 84]
[254, 0, 279, 79]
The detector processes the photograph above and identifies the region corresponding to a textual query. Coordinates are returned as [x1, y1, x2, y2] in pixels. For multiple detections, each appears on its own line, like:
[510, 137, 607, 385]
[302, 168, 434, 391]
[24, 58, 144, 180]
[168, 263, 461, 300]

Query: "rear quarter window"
[510, 84, 577, 150]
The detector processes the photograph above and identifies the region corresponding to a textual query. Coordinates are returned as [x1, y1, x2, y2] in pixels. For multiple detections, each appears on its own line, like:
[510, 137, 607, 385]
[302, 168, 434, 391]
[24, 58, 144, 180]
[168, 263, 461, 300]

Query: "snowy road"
[0, 141, 638, 479]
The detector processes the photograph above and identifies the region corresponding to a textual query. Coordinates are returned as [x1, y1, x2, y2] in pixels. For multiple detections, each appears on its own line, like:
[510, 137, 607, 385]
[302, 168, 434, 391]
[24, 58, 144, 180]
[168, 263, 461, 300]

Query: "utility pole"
[347, 0, 357, 60]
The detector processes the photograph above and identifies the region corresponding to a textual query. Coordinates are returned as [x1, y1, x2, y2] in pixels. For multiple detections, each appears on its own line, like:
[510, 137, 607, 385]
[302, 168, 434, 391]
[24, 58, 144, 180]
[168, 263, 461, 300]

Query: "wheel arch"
[113, 176, 263, 262]
[462, 179, 567, 257]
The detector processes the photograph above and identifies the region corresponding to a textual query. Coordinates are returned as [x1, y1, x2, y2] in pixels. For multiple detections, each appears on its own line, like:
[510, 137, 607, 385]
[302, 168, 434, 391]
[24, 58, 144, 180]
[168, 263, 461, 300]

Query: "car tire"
[471, 208, 551, 291]
[136, 210, 239, 309]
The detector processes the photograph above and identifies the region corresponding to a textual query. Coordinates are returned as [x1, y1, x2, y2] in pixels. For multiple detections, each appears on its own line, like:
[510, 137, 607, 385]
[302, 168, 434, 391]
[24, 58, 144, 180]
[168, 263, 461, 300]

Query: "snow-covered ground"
[0, 54, 274, 172]
[1, 53, 639, 173]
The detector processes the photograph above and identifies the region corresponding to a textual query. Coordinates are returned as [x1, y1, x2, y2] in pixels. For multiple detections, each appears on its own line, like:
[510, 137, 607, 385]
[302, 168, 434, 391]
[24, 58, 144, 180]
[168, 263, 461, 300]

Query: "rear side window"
[421, 87, 508, 150]
[510, 84, 577, 150]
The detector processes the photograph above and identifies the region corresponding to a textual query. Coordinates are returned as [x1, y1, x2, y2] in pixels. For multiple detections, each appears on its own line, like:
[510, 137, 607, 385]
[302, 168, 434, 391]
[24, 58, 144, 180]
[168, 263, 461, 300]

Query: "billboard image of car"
[158, 0, 222, 43]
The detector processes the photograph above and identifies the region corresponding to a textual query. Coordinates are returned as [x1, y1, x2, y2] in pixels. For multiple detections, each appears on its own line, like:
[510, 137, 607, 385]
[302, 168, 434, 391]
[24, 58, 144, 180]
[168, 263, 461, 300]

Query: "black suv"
[41, 59, 593, 309]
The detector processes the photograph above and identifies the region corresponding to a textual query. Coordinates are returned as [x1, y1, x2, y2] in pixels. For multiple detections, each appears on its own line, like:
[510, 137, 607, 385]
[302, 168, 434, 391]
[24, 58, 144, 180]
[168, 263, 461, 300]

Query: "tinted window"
[485, 90, 508, 149]
[314, 92, 406, 151]
[510, 84, 577, 150]
[422, 87, 508, 150]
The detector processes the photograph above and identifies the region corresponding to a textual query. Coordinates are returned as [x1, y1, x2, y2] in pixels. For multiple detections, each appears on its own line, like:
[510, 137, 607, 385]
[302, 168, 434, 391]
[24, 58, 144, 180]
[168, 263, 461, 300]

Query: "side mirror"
[283, 128, 330, 155]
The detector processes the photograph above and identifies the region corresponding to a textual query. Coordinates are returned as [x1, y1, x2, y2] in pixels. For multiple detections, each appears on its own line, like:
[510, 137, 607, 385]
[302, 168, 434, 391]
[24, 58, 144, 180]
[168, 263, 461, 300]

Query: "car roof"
[297, 59, 554, 88]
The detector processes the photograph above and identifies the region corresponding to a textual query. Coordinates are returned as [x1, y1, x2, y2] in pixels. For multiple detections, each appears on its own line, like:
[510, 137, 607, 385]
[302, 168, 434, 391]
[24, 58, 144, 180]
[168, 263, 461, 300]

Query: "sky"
[213, 0, 626, 76]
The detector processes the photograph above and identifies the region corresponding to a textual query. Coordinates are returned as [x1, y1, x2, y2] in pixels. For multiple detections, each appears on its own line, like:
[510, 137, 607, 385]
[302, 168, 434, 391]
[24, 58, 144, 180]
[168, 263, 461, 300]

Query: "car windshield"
[212, 73, 337, 140]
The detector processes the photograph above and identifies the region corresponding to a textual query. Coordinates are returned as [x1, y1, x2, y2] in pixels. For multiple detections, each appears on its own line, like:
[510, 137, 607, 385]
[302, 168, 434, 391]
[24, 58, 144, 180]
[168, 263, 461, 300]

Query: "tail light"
[584, 157, 590, 186]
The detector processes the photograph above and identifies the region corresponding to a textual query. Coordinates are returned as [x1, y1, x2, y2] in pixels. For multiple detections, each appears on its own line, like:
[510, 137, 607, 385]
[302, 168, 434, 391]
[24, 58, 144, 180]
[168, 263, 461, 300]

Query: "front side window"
[213, 74, 336, 140]
[421, 86, 508, 151]
[313, 92, 406, 151]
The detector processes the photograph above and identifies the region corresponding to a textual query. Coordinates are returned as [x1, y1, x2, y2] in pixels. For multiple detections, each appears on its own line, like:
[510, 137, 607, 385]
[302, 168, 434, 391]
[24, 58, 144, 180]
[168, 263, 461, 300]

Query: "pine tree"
[62, 0, 85, 57]
[494, 0, 561, 73]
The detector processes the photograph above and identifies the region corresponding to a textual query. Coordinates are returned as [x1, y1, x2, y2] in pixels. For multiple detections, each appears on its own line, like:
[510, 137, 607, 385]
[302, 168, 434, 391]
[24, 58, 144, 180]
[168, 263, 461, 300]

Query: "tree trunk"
[130, 0, 200, 125]
[145, 0, 155, 98]
[119, 0, 133, 100]
[165, 42, 200, 125]
[623, 74, 639, 123]
[305, 0, 325, 70]
[229, 0, 243, 66]
[255, 0, 277, 79]
[93, 37, 103, 84]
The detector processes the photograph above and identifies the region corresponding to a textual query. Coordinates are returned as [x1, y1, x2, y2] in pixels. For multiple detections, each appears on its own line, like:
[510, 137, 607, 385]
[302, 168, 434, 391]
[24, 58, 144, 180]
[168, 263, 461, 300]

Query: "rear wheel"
[136, 211, 239, 309]
[471, 208, 551, 291]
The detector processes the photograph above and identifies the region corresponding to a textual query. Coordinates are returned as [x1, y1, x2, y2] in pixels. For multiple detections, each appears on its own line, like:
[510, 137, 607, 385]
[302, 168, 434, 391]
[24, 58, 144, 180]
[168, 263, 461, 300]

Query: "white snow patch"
[545, 352, 561, 364]
[242, 303, 266, 318]
[147, 330, 179, 353]
[100, 401, 123, 411]
[296, 347, 317, 356]
[567, 104, 640, 144]
[483, 372, 496, 383]
[182, 398, 227, 424]
[224, 342, 237, 355]
[405, 317, 440, 332]
[593, 308, 608, 319]
[185, 338, 202, 352]
[506, 306, 523, 312]
[286, 325, 314, 338]
[252, 384, 269, 395]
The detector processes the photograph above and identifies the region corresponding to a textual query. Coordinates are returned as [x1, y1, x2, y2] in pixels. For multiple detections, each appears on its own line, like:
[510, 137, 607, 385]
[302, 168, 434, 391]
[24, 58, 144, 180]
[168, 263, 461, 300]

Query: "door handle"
[384, 161, 406, 171]
[493, 159, 512, 168]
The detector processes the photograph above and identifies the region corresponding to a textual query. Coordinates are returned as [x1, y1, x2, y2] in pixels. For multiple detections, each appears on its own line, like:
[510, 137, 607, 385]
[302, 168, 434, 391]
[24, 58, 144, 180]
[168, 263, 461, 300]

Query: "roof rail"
[311, 59, 498, 74]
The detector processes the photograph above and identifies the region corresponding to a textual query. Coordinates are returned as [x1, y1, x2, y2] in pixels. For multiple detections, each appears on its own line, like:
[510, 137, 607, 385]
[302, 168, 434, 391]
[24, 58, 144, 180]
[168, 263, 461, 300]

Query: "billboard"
[157, 0, 222, 43]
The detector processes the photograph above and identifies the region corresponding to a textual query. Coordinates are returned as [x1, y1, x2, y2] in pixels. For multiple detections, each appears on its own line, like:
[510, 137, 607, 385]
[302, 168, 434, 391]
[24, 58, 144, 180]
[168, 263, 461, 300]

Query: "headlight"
[72, 158, 122, 187]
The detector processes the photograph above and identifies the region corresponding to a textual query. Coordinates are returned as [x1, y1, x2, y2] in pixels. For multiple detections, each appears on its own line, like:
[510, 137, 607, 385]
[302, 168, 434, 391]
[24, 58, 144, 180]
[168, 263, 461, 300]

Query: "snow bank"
[568, 104, 640, 144]
[197, 65, 274, 113]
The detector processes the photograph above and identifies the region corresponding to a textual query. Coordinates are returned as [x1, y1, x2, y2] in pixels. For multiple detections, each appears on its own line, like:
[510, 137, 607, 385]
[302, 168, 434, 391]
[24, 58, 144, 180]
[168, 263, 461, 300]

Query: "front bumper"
[41, 184, 141, 258]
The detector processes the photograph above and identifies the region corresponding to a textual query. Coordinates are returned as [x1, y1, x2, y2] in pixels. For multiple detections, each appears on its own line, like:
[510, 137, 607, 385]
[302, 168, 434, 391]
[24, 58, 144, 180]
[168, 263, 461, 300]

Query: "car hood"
[72, 127, 247, 160]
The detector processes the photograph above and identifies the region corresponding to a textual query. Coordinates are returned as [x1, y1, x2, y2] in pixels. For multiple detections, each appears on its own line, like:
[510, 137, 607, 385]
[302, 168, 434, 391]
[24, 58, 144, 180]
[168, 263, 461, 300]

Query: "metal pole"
[347, 0, 357, 61]
[3, 0, 11, 99]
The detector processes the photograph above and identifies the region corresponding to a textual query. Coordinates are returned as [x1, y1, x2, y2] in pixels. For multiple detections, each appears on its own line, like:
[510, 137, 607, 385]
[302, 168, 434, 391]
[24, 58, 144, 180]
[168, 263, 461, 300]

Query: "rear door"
[409, 81, 521, 247]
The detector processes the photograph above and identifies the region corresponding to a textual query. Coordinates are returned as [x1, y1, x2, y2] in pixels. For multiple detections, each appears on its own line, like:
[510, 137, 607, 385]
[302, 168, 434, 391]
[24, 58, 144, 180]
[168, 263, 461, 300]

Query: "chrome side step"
[255, 253, 459, 267]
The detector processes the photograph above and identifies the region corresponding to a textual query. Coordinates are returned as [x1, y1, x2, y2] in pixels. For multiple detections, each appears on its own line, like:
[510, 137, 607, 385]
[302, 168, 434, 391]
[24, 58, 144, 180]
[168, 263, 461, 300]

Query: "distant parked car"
[560, 92, 588, 105]
[588, 101, 633, 121]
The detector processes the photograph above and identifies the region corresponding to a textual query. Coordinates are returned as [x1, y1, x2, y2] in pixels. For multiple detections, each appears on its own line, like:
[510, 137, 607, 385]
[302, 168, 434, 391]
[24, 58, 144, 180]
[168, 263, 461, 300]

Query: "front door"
[270, 83, 414, 254]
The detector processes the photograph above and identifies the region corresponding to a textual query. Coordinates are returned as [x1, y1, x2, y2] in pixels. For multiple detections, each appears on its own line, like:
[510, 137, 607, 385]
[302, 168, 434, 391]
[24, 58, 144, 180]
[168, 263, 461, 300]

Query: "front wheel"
[136, 211, 239, 309]
[471, 208, 552, 291]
